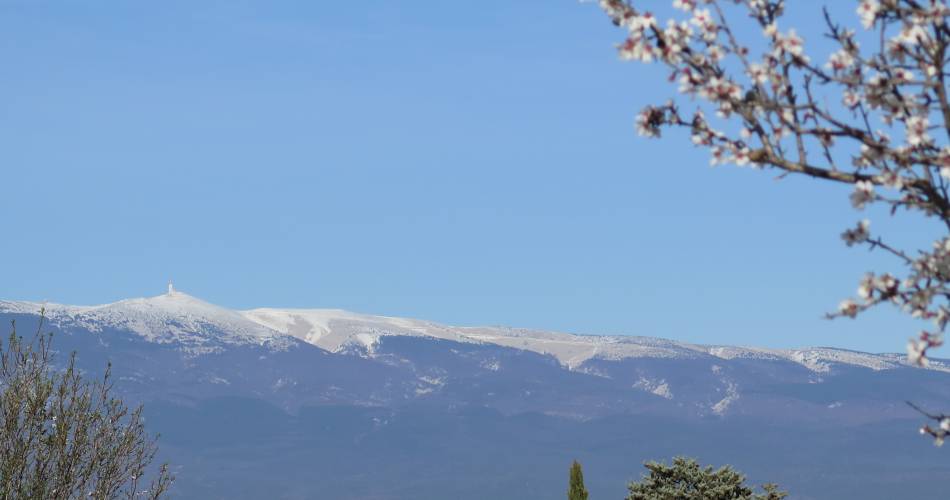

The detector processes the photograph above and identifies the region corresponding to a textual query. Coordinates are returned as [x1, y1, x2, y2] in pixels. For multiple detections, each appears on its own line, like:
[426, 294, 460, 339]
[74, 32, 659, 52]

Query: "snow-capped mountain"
[2, 288, 949, 499]
[0, 286, 292, 353]
[2, 287, 948, 420]
[5, 287, 943, 378]
[241, 306, 942, 374]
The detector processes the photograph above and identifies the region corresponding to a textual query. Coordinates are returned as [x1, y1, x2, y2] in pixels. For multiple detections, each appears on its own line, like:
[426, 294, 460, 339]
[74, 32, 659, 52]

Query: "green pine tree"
[568, 460, 589, 500]
[626, 457, 786, 500]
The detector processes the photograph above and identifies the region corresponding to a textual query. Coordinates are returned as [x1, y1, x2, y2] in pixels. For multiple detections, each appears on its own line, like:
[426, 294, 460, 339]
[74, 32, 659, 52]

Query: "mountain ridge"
[1, 289, 942, 374]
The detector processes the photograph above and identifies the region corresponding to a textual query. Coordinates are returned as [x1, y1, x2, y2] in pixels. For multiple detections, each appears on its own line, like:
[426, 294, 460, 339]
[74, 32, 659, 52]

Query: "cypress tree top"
[568, 460, 589, 500]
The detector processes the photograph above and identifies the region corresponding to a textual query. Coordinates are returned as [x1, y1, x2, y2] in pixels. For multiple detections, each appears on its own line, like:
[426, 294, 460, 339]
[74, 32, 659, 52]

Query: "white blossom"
[905, 115, 932, 147]
[774, 30, 806, 61]
[858, 273, 875, 301]
[850, 181, 875, 209]
[826, 49, 855, 72]
[839, 299, 860, 318]
[842, 90, 860, 108]
[841, 220, 870, 247]
[857, 0, 880, 29]
[893, 68, 915, 82]
[635, 107, 662, 137]
[672, 0, 696, 12]
[709, 145, 727, 165]
[734, 147, 751, 166]
[898, 23, 930, 46]
[747, 63, 769, 85]
[908, 337, 929, 367]
[690, 8, 713, 29]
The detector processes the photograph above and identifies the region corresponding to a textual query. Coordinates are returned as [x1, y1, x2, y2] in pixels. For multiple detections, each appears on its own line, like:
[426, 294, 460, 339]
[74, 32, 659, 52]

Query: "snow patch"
[634, 377, 673, 400]
[711, 381, 739, 416]
[272, 377, 296, 390]
[418, 376, 445, 387]
[354, 333, 379, 354]
[480, 359, 501, 372]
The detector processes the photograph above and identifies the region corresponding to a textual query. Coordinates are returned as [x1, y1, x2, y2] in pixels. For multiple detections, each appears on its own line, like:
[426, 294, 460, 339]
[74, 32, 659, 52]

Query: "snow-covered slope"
[240, 307, 948, 373]
[242, 308, 491, 355]
[2, 290, 941, 373]
[0, 290, 294, 353]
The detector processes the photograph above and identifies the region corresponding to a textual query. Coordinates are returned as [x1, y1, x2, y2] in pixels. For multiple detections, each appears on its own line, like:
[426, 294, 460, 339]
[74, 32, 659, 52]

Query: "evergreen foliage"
[626, 457, 785, 500]
[568, 460, 589, 500]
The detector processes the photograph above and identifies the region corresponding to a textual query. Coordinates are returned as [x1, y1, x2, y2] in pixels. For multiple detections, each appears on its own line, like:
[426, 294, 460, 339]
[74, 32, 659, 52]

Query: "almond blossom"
[849, 180, 875, 209]
[598, 0, 950, 446]
[841, 219, 870, 246]
[857, 0, 880, 29]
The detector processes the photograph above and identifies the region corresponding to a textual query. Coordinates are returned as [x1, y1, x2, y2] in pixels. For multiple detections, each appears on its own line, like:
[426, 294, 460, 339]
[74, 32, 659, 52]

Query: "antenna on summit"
[167, 280, 175, 295]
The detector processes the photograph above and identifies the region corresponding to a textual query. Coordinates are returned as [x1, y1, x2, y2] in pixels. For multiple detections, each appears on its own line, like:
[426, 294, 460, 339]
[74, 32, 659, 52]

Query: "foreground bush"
[626, 456, 785, 500]
[0, 315, 172, 499]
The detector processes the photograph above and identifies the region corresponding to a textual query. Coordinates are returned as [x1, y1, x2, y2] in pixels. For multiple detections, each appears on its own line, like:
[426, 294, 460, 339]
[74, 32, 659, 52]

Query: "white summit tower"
[167, 280, 175, 295]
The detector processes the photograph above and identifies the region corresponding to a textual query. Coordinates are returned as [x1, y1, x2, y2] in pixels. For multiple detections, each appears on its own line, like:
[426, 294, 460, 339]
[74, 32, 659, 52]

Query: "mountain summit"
[0, 289, 292, 352]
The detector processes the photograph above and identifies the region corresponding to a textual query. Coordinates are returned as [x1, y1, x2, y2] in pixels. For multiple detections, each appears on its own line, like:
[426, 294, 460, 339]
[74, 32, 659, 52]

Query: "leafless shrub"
[0, 313, 173, 498]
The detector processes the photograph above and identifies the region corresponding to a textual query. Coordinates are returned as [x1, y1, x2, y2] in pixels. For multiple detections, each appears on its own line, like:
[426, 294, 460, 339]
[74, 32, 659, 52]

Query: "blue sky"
[0, 0, 932, 352]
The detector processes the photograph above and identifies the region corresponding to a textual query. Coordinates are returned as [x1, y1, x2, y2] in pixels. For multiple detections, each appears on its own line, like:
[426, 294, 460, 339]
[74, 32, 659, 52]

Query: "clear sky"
[0, 1, 933, 353]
